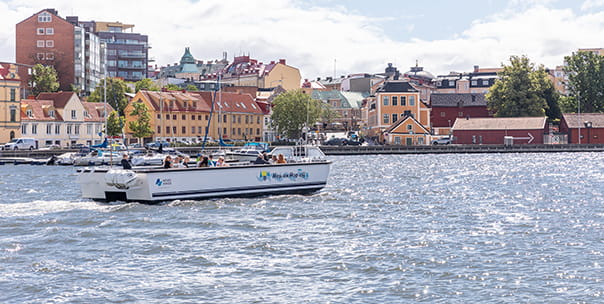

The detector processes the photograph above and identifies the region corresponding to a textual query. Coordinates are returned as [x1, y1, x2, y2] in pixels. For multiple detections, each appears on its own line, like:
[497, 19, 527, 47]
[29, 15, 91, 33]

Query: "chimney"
[474, 65, 479, 73]
[279, 59, 286, 65]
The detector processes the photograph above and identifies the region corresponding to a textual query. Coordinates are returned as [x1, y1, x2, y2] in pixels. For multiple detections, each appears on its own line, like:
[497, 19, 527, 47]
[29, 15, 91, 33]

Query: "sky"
[1, 0, 604, 80]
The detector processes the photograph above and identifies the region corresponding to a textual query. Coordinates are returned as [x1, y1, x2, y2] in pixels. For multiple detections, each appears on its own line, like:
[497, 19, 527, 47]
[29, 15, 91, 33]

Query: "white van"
[3, 138, 38, 150]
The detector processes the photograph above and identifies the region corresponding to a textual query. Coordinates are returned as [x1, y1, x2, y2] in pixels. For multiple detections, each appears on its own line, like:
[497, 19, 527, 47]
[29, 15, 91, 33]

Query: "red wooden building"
[430, 93, 492, 136]
[560, 113, 604, 144]
[452, 117, 547, 145]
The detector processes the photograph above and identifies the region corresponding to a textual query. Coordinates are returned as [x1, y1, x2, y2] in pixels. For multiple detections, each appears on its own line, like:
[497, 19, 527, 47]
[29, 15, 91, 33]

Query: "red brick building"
[452, 117, 547, 145]
[560, 113, 604, 144]
[16, 9, 76, 92]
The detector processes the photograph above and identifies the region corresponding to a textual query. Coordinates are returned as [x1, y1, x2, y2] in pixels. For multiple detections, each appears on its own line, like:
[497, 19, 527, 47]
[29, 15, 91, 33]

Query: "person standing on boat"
[121, 154, 132, 169]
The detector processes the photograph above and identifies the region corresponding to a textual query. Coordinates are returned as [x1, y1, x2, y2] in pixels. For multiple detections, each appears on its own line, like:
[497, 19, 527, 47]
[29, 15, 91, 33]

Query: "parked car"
[432, 137, 452, 145]
[4, 138, 38, 150]
[39, 144, 61, 150]
[145, 141, 170, 149]
[323, 138, 347, 146]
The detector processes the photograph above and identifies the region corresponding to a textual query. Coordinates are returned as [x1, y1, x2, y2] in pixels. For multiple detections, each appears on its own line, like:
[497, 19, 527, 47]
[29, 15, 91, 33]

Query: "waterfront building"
[452, 117, 547, 145]
[158, 48, 228, 83]
[430, 93, 492, 136]
[0, 63, 22, 143]
[205, 55, 301, 91]
[124, 90, 264, 144]
[78, 20, 149, 82]
[20, 91, 109, 147]
[366, 81, 431, 145]
[559, 113, 604, 144]
[310, 90, 364, 131]
[434, 65, 501, 94]
[16, 9, 104, 95]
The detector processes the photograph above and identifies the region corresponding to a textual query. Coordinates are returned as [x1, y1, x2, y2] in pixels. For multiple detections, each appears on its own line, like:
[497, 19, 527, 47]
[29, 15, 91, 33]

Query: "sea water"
[0, 153, 602, 303]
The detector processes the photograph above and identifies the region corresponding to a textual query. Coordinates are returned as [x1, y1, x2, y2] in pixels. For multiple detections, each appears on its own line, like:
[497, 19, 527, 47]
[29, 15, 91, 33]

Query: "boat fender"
[105, 169, 137, 189]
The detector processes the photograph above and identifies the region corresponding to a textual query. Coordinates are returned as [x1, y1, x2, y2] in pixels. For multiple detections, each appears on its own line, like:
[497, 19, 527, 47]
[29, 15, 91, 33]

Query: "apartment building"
[0, 63, 22, 143]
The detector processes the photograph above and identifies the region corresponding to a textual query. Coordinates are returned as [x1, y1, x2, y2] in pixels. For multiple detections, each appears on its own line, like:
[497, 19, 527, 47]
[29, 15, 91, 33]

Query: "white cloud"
[581, 0, 604, 10]
[1, 0, 603, 80]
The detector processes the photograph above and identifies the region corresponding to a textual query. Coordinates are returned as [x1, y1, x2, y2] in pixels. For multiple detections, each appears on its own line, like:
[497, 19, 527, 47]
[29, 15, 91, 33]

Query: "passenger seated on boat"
[163, 156, 172, 168]
[216, 156, 229, 167]
[269, 155, 278, 164]
[197, 156, 209, 167]
[183, 157, 190, 168]
[276, 154, 287, 164]
[173, 156, 185, 168]
[253, 153, 269, 165]
[208, 155, 217, 167]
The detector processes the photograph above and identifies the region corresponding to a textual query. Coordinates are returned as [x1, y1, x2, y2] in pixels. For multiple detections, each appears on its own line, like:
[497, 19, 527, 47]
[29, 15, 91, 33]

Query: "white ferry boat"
[76, 145, 331, 203]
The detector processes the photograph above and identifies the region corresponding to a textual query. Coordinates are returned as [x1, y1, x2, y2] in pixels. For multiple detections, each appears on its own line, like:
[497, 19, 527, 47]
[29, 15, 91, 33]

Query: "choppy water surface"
[0, 153, 602, 303]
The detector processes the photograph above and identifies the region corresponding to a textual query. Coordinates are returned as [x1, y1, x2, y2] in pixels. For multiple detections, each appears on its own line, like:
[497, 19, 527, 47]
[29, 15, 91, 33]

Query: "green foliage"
[563, 51, 604, 113]
[558, 95, 577, 113]
[486, 55, 559, 118]
[134, 78, 160, 92]
[88, 78, 132, 116]
[106, 110, 124, 137]
[271, 90, 322, 139]
[165, 84, 182, 91]
[185, 84, 198, 91]
[320, 102, 341, 124]
[128, 102, 154, 140]
[30, 64, 59, 95]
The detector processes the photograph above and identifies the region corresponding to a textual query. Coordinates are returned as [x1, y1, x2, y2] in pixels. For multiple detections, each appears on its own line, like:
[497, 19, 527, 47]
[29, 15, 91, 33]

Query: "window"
[182, 114, 186, 120]
[392, 114, 398, 122]
[172, 126, 176, 134]
[83, 110, 89, 118]
[37, 28, 45, 35]
[237, 116, 241, 124]
[87, 124, 92, 134]
[238, 128, 241, 135]
[166, 114, 170, 120]
[407, 124, 413, 131]
[45, 40, 54, 48]
[49, 110, 55, 117]
[38, 12, 51, 22]
[471, 80, 477, 86]
[199, 127, 202, 134]
[26, 109, 33, 117]
[46, 53, 54, 60]
[392, 96, 398, 106]
[172, 114, 176, 120]
[157, 114, 161, 119]
[46, 124, 52, 134]
[182, 126, 186, 134]
[232, 116, 236, 123]
[394, 137, 401, 144]
[166, 126, 170, 134]
[157, 126, 161, 134]
[245, 116, 249, 124]
[223, 127, 227, 135]
[482, 80, 489, 85]
[67, 125, 72, 134]
[458, 111, 464, 117]
[191, 126, 195, 134]
[401, 96, 406, 106]
[383, 114, 389, 124]
[31, 124, 37, 134]
[37, 53, 45, 60]
[45, 28, 54, 35]
[22, 124, 27, 134]
[9, 107, 16, 122]
[55, 125, 60, 134]
[71, 110, 77, 119]
[440, 111, 446, 117]
[191, 115, 195, 120]
[37, 40, 45, 48]
[382, 96, 389, 106]
[409, 96, 415, 106]
[223, 114, 227, 123]
[232, 128, 236, 135]
[74, 125, 79, 135]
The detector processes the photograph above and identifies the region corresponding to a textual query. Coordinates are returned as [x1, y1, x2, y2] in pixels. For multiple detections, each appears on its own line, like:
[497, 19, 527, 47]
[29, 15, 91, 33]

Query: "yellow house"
[124, 90, 265, 143]
[0, 63, 21, 143]
[366, 81, 431, 145]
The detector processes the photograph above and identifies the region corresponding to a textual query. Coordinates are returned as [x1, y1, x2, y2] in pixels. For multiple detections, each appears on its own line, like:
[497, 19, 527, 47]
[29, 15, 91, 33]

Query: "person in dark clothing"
[253, 153, 269, 164]
[158, 143, 163, 154]
[121, 154, 132, 169]
[163, 155, 172, 168]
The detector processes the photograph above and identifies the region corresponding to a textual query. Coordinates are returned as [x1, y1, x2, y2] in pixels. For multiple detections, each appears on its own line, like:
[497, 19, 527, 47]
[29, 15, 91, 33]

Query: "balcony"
[117, 52, 145, 59]
[118, 64, 146, 70]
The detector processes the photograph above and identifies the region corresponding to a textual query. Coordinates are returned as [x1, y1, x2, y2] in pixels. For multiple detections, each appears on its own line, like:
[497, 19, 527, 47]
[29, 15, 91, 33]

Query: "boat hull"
[77, 161, 331, 203]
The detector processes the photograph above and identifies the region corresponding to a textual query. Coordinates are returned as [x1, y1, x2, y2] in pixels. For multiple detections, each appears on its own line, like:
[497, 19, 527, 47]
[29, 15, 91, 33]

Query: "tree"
[563, 51, 604, 113]
[271, 90, 322, 139]
[134, 78, 160, 92]
[487, 55, 559, 118]
[88, 77, 132, 116]
[128, 102, 154, 142]
[105, 110, 124, 137]
[30, 64, 59, 95]
[185, 84, 198, 91]
[320, 102, 341, 125]
[165, 84, 182, 91]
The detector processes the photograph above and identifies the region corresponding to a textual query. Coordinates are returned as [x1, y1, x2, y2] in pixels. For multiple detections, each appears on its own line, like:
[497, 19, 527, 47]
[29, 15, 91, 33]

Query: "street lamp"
[584, 121, 592, 144]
